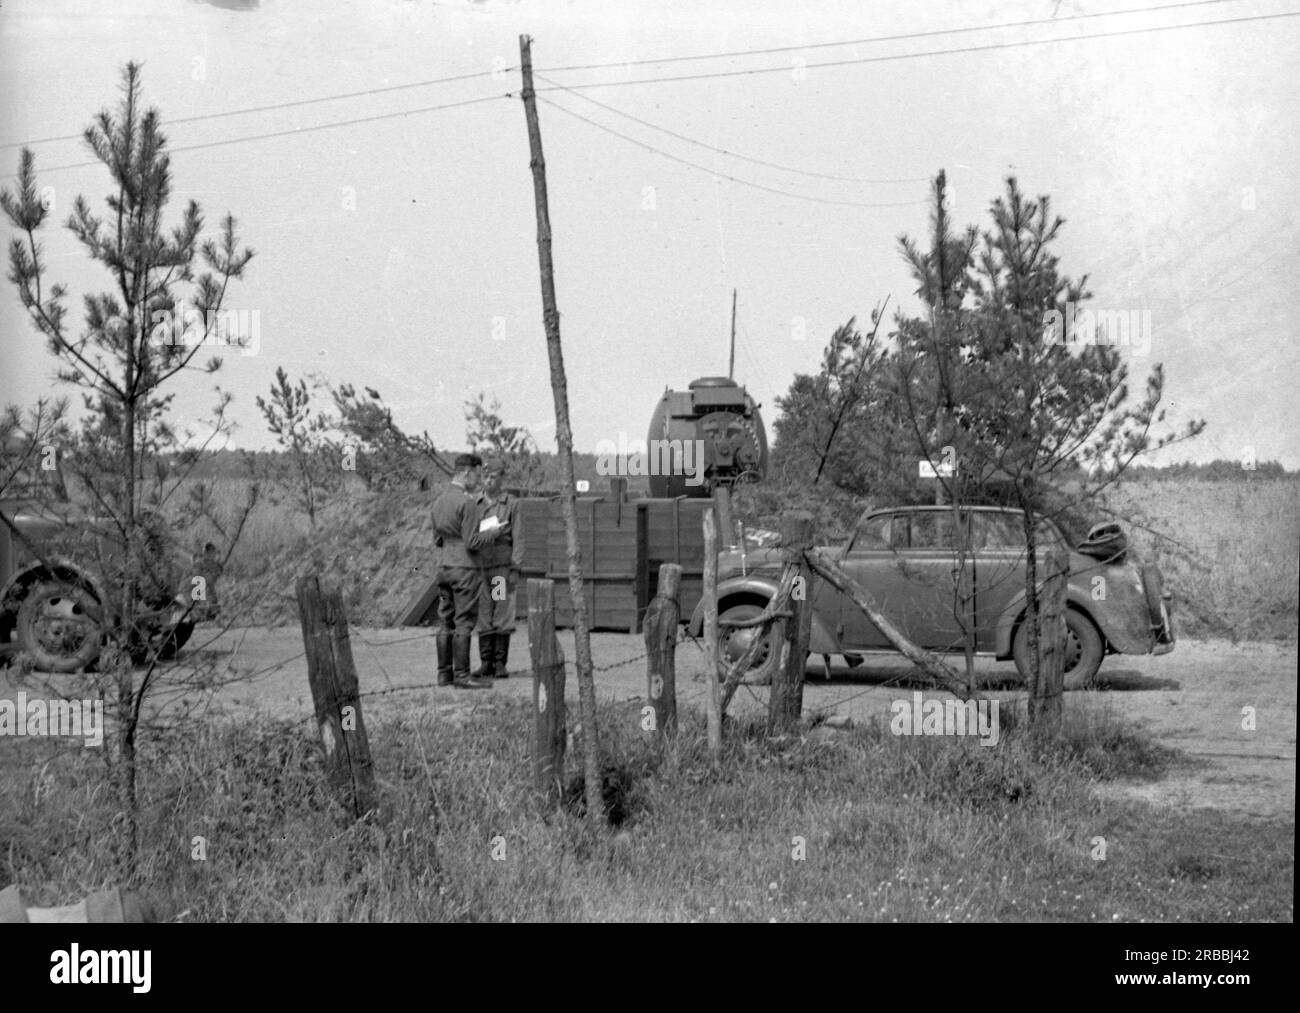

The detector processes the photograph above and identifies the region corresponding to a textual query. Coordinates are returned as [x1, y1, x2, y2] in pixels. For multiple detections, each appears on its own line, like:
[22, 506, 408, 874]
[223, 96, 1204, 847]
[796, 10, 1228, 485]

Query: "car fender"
[0, 557, 108, 620]
[994, 581, 1152, 657]
[687, 575, 839, 655]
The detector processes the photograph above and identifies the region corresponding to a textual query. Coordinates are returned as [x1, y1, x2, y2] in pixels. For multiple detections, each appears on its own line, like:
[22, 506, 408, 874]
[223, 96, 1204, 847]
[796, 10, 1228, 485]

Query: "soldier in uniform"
[473, 457, 523, 680]
[431, 453, 509, 689]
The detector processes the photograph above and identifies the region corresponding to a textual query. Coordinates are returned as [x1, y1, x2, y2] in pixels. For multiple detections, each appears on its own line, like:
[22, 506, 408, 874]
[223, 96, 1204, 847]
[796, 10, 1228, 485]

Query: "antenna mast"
[728, 288, 737, 379]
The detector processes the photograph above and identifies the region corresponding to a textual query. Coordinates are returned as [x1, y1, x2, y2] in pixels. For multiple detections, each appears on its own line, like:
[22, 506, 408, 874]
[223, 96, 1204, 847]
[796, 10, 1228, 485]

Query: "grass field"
[1, 698, 1291, 922]
[185, 475, 1300, 640]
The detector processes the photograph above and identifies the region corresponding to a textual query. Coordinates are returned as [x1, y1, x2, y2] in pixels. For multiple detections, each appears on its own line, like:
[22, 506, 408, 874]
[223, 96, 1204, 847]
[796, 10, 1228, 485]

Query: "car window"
[972, 512, 1022, 549]
[906, 511, 963, 550]
[852, 514, 894, 550]
[970, 511, 1065, 550]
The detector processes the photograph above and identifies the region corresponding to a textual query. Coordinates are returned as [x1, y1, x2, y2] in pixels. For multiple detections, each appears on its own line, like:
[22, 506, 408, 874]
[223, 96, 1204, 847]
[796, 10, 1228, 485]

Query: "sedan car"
[689, 504, 1175, 689]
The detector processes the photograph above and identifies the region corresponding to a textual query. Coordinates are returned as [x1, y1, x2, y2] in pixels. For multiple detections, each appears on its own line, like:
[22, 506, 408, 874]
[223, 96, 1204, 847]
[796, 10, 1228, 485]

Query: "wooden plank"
[529, 581, 566, 806]
[296, 575, 377, 818]
[644, 563, 681, 738]
[770, 512, 813, 735]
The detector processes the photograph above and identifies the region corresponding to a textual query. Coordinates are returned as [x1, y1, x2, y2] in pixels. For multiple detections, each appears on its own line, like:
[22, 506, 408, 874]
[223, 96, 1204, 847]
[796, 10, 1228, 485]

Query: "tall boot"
[472, 632, 496, 680]
[494, 631, 511, 678]
[453, 634, 491, 690]
[435, 633, 453, 687]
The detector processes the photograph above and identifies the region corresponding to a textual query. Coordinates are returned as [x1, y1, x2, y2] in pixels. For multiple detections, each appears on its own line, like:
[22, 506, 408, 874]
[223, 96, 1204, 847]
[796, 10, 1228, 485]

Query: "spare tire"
[16, 580, 103, 673]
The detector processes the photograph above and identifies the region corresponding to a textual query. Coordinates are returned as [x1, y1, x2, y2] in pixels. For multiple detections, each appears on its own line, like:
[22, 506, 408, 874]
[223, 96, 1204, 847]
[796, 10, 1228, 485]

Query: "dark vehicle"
[0, 496, 218, 672]
[689, 504, 1174, 689]
[647, 376, 767, 498]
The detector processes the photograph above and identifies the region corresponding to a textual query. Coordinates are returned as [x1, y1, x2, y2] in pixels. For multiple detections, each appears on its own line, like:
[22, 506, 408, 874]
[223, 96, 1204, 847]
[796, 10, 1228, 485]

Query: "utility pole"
[519, 34, 605, 825]
[728, 288, 737, 380]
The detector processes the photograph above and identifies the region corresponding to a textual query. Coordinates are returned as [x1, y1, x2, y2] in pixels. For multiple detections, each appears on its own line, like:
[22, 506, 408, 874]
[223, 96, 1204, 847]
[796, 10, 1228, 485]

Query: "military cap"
[482, 457, 506, 476]
[453, 452, 483, 470]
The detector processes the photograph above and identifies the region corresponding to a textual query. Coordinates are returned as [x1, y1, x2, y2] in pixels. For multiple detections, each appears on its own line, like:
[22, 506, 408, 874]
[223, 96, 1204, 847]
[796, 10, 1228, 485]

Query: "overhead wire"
[532, 7, 1300, 91]
[537, 96, 930, 210]
[533, 73, 927, 184]
[534, 0, 1243, 73]
[1, 68, 506, 151]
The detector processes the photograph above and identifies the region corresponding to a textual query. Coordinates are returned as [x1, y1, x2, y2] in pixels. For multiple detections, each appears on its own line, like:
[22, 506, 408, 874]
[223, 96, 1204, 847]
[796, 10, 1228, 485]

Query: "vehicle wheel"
[16, 580, 102, 673]
[842, 653, 864, 668]
[1012, 608, 1104, 690]
[717, 602, 782, 686]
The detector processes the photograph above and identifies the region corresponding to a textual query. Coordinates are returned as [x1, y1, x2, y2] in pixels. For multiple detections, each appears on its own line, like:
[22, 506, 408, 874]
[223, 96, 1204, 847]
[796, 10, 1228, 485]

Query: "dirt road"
[6, 630, 1293, 820]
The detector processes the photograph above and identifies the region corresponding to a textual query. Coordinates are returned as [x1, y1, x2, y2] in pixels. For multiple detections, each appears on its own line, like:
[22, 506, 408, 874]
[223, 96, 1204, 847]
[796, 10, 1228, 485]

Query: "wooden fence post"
[1032, 543, 1069, 732]
[770, 511, 814, 735]
[529, 578, 566, 805]
[644, 563, 681, 739]
[702, 506, 722, 762]
[296, 575, 377, 818]
[713, 486, 736, 549]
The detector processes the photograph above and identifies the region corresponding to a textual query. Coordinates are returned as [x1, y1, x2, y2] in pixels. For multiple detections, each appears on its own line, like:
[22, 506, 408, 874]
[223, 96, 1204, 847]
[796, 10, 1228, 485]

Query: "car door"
[969, 511, 1027, 651]
[969, 510, 1067, 650]
[839, 509, 968, 652]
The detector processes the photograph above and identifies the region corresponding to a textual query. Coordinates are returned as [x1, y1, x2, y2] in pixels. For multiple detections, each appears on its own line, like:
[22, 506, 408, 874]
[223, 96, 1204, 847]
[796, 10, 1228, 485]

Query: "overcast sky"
[2, 0, 1297, 467]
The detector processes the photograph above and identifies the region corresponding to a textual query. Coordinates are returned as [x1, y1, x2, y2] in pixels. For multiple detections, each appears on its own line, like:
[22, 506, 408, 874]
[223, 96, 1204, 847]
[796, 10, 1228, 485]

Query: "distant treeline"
[1122, 458, 1292, 481]
[183, 449, 1290, 487]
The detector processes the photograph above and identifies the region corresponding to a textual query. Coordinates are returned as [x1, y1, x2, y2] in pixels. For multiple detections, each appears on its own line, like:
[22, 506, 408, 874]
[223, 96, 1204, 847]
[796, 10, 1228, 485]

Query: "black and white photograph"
[0, 0, 1294, 957]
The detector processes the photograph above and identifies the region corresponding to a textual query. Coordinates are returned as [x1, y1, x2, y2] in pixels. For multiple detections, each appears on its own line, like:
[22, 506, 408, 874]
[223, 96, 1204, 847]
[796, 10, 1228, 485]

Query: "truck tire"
[1012, 608, 1104, 691]
[16, 580, 102, 673]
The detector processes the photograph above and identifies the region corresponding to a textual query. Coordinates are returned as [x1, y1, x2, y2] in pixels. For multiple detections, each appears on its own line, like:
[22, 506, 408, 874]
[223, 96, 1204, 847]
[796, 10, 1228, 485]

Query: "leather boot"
[473, 633, 496, 680]
[453, 634, 491, 690]
[435, 634, 453, 687]
[494, 631, 511, 678]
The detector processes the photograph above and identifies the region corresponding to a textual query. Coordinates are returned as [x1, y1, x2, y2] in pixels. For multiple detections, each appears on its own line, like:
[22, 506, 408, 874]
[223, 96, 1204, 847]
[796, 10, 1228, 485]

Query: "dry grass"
[1104, 479, 1299, 640]
[0, 697, 1290, 922]
[171, 475, 1299, 640]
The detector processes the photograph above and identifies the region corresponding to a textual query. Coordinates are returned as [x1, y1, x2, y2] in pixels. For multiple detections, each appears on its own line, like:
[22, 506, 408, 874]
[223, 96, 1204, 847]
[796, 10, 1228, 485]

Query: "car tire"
[717, 602, 782, 686]
[16, 580, 103, 673]
[1012, 608, 1104, 690]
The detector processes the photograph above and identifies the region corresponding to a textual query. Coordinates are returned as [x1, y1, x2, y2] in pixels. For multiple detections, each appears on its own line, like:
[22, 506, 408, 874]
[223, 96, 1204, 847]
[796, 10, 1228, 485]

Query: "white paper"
[478, 515, 502, 533]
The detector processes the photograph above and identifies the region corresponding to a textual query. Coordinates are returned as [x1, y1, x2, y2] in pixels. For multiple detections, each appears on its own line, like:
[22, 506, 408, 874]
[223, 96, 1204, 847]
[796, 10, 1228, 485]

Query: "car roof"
[866, 504, 1024, 515]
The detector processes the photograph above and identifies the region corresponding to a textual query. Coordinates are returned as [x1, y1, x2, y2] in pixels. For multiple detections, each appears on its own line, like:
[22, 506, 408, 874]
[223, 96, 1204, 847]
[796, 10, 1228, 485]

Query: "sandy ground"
[5, 629, 1294, 821]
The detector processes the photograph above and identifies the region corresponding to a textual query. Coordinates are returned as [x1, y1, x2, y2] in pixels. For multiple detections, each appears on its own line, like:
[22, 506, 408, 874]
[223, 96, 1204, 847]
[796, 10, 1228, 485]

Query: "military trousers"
[433, 565, 483, 637]
[476, 565, 517, 636]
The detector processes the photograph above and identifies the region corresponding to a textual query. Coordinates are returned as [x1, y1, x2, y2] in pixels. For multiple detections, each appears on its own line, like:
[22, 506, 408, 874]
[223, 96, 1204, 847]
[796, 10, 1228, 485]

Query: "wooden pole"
[702, 506, 722, 761]
[770, 512, 813, 734]
[1032, 543, 1069, 732]
[528, 578, 567, 805]
[643, 563, 681, 739]
[296, 575, 377, 817]
[713, 486, 735, 550]
[519, 35, 605, 825]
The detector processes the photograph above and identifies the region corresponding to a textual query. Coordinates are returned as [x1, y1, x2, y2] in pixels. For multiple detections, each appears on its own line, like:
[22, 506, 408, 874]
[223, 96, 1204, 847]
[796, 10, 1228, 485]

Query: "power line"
[1, 68, 506, 151]
[4, 94, 510, 177]
[0, 0, 1249, 154]
[534, 73, 928, 184]
[535, 0, 1242, 73]
[534, 8, 1300, 92]
[538, 96, 929, 210]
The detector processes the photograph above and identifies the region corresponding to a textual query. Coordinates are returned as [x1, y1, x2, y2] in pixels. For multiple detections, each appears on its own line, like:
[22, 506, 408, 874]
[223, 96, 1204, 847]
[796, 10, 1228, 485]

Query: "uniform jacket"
[475, 490, 524, 570]
[431, 481, 501, 568]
